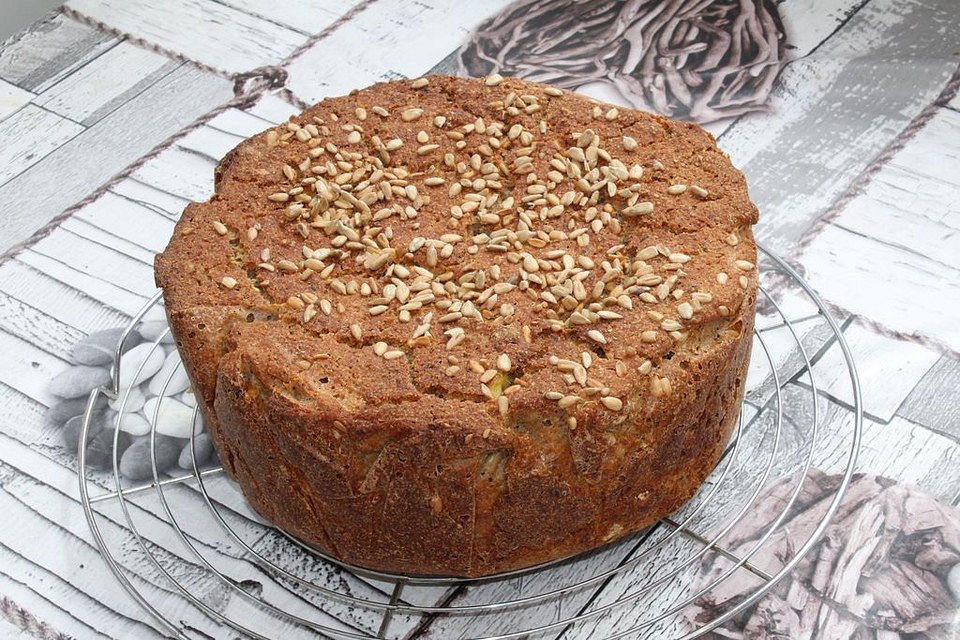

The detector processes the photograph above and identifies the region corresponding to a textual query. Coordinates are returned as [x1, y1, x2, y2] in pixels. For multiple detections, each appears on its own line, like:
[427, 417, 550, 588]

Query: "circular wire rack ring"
[78, 244, 861, 639]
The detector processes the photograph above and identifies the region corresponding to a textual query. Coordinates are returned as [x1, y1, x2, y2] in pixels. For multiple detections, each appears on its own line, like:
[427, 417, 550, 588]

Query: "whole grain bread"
[155, 74, 758, 577]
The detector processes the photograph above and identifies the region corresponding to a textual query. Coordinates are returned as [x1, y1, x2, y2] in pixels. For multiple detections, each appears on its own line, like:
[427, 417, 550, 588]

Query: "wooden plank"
[0, 291, 84, 359]
[824, 109, 960, 268]
[205, 106, 272, 138]
[798, 224, 960, 355]
[0, 64, 232, 255]
[0, 329, 68, 405]
[0, 425, 410, 640]
[60, 218, 158, 265]
[716, 0, 960, 254]
[30, 225, 158, 294]
[70, 191, 176, 254]
[0, 105, 85, 185]
[17, 245, 151, 317]
[796, 108, 960, 353]
[242, 92, 298, 125]
[32, 40, 176, 126]
[0, 260, 131, 333]
[0, 78, 34, 121]
[285, 0, 514, 103]
[0, 563, 119, 640]
[810, 320, 939, 421]
[213, 0, 350, 34]
[175, 125, 244, 163]
[130, 145, 216, 203]
[65, 0, 308, 74]
[0, 13, 118, 93]
[898, 355, 960, 441]
[109, 179, 190, 218]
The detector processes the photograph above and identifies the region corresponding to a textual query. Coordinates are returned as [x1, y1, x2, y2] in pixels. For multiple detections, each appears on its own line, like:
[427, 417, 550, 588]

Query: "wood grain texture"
[0, 78, 33, 121]
[898, 354, 960, 441]
[32, 40, 176, 126]
[0, 105, 84, 185]
[718, 0, 960, 254]
[798, 107, 960, 354]
[65, 0, 308, 74]
[285, 0, 514, 103]
[0, 64, 232, 255]
[0, 13, 117, 93]
[810, 320, 939, 421]
[213, 0, 360, 34]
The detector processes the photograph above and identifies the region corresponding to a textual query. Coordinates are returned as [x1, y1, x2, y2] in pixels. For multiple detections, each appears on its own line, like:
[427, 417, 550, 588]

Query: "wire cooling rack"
[77, 244, 861, 640]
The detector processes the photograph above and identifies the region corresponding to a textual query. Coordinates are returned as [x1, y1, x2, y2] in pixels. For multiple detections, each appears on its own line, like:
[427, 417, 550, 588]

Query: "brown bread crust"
[156, 75, 758, 577]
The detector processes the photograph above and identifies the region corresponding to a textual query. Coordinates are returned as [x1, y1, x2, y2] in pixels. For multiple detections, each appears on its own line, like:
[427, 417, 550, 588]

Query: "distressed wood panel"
[810, 320, 939, 420]
[0, 559, 120, 640]
[798, 108, 960, 353]
[109, 179, 190, 217]
[70, 190, 177, 254]
[0, 105, 84, 185]
[286, 0, 514, 103]
[0, 291, 85, 358]
[130, 145, 216, 203]
[898, 355, 960, 441]
[0, 260, 131, 333]
[33, 40, 176, 126]
[0, 78, 33, 121]
[0, 13, 118, 93]
[0, 64, 232, 255]
[0, 329, 67, 405]
[799, 225, 960, 355]
[66, 0, 308, 74]
[214, 0, 358, 34]
[717, 0, 960, 253]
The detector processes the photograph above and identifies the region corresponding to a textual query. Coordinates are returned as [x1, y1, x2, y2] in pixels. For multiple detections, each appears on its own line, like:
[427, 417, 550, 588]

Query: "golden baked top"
[157, 74, 758, 431]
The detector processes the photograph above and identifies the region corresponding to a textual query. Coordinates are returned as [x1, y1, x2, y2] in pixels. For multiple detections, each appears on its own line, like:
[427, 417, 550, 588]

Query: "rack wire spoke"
[77, 243, 861, 639]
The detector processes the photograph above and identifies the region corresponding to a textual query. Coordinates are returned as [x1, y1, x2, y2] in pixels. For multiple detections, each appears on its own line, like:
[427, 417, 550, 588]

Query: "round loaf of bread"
[156, 75, 758, 577]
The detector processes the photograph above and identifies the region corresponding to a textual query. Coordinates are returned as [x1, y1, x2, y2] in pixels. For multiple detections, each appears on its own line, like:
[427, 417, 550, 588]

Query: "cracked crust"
[156, 75, 757, 577]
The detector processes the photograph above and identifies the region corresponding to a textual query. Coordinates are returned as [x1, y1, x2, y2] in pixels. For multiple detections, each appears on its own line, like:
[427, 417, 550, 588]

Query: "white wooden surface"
[0, 0, 958, 638]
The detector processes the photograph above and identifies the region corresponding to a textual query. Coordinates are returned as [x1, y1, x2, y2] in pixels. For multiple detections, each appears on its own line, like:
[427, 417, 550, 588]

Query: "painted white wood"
[242, 92, 299, 125]
[286, 0, 515, 103]
[797, 109, 960, 356]
[130, 145, 216, 203]
[0, 290, 85, 358]
[205, 106, 273, 138]
[0, 78, 33, 121]
[214, 0, 354, 34]
[716, 0, 958, 254]
[0, 565, 122, 640]
[0, 259, 132, 333]
[65, 0, 308, 74]
[811, 320, 939, 420]
[0, 64, 232, 254]
[0, 329, 67, 405]
[799, 225, 960, 355]
[0, 13, 118, 93]
[109, 179, 190, 217]
[61, 217, 158, 265]
[0, 104, 84, 185]
[175, 125, 245, 163]
[33, 40, 175, 125]
[71, 191, 177, 254]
